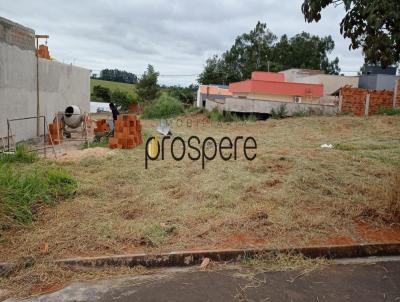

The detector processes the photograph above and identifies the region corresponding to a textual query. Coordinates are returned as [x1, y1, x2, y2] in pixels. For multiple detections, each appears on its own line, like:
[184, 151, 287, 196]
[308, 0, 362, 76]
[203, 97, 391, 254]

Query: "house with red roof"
[228, 71, 323, 104]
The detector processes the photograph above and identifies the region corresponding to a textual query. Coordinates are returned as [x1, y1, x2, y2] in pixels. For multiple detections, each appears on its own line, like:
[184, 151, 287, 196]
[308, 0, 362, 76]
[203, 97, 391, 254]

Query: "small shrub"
[377, 107, 400, 115]
[271, 104, 288, 119]
[247, 114, 258, 122]
[293, 109, 310, 117]
[142, 95, 184, 119]
[207, 108, 224, 122]
[0, 144, 37, 164]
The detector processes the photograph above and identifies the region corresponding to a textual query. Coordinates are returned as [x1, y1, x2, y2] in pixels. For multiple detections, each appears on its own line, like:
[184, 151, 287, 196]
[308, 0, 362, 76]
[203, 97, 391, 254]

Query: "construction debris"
[108, 114, 143, 149]
[48, 122, 63, 145]
[200, 257, 211, 269]
[94, 119, 110, 134]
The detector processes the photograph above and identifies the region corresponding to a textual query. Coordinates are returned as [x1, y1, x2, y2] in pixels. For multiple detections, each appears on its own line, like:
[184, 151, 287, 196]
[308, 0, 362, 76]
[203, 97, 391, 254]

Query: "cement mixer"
[53, 105, 87, 139]
[64, 105, 84, 129]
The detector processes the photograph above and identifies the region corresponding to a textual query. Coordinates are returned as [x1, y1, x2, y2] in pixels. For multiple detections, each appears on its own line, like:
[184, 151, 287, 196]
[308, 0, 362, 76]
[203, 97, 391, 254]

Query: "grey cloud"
[0, 0, 364, 86]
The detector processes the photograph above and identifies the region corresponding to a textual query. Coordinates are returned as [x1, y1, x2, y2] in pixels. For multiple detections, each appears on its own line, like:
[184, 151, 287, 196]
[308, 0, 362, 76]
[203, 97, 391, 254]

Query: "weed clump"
[0, 144, 37, 164]
[270, 104, 288, 119]
[0, 165, 77, 229]
[377, 107, 400, 115]
[142, 95, 184, 119]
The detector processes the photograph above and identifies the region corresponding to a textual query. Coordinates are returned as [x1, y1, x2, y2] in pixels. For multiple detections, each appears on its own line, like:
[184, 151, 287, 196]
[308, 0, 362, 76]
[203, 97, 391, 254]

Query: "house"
[229, 71, 323, 104]
[202, 71, 338, 115]
[281, 68, 359, 96]
[196, 84, 232, 108]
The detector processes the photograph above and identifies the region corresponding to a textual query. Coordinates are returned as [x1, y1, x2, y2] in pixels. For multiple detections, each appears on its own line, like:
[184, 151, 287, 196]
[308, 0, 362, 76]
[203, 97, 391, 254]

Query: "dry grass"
[234, 252, 330, 302]
[0, 261, 148, 299]
[1, 114, 400, 297]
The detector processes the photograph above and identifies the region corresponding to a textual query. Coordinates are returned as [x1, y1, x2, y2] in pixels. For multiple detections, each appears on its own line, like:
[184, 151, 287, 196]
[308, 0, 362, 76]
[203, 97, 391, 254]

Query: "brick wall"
[396, 80, 400, 108]
[341, 87, 368, 116]
[368, 90, 393, 115]
[0, 17, 35, 51]
[341, 87, 394, 116]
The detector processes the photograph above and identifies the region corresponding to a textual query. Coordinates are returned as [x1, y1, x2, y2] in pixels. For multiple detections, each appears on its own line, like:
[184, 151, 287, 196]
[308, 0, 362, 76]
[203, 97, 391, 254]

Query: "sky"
[1, 0, 364, 86]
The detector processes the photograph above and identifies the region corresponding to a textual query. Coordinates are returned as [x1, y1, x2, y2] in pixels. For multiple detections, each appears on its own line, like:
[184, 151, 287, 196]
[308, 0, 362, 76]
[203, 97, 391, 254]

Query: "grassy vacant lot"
[90, 79, 136, 98]
[1, 114, 400, 263]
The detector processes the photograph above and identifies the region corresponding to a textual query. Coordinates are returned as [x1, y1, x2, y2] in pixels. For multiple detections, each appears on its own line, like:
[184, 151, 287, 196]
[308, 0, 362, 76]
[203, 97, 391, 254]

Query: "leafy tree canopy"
[91, 85, 111, 102]
[136, 65, 160, 102]
[111, 89, 136, 111]
[302, 0, 400, 67]
[168, 85, 197, 104]
[99, 69, 137, 84]
[198, 22, 340, 85]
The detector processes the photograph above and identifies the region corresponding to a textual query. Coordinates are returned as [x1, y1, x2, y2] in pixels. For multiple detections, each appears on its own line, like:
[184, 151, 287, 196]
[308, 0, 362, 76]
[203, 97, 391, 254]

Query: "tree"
[111, 89, 135, 111]
[197, 55, 226, 85]
[99, 69, 137, 84]
[301, 0, 400, 67]
[271, 32, 340, 74]
[198, 22, 341, 85]
[136, 65, 160, 102]
[91, 85, 111, 102]
[223, 21, 277, 81]
[168, 86, 196, 104]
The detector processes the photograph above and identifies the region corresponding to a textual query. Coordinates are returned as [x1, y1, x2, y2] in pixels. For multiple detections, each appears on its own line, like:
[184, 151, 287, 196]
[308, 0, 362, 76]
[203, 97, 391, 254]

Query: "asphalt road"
[6, 257, 400, 302]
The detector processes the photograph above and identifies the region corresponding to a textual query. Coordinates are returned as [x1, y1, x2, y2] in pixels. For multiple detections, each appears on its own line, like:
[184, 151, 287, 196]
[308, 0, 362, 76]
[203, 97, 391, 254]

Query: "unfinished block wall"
[341, 87, 394, 116]
[341, 87, 368, 116]
[0, 17, 90, 142]
[368, 90, 394, 114]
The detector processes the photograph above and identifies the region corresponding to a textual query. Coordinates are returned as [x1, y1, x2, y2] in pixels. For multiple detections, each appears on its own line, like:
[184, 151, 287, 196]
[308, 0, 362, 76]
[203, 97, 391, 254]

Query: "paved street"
[6, 257, 400, 302]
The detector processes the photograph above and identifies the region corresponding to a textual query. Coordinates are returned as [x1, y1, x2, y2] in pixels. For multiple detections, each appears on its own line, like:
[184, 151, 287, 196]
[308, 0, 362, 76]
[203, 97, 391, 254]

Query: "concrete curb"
[1, 242, 400, 276]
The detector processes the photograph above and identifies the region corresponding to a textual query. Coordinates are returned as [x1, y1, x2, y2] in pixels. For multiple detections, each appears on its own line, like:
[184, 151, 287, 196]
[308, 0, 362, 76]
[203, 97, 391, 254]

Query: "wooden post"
[36, 37, 40, 136]
[365, 93, 370, 118]
[339, 89, 343, 112]
[35, 34, 49, 137]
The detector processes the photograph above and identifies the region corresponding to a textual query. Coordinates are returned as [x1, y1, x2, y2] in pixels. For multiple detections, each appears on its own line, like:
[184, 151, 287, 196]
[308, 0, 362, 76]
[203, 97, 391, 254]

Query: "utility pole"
[35, 34, 49, 136]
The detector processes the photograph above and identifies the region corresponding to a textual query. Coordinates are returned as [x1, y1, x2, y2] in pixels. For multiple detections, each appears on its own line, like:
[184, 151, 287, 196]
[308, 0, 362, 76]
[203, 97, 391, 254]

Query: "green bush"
[270, 104, 288, 119]
[91, 85, 111, 102]
[377, 107, 400, 115]
[0, 165, 77, 227]
[142, 95, 184, 119]
[168, 86, 196, 104]
[0, 144, 37, 164]
[111, 89, 137, 111]
[207, 108, 224, 121]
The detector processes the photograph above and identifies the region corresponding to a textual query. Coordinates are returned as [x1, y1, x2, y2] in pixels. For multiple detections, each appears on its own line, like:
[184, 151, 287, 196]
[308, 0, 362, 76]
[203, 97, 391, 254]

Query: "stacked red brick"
[48, 123, 62, 145]
[108, 114, 143, 149]
[94, 119, 110, 134]
[341, 87, 394, 116]
[37, 45, 51, 60]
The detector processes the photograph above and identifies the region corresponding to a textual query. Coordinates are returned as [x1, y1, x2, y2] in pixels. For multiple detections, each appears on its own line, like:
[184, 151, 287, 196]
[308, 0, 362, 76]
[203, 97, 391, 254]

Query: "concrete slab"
[5, 259, 400, 302]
